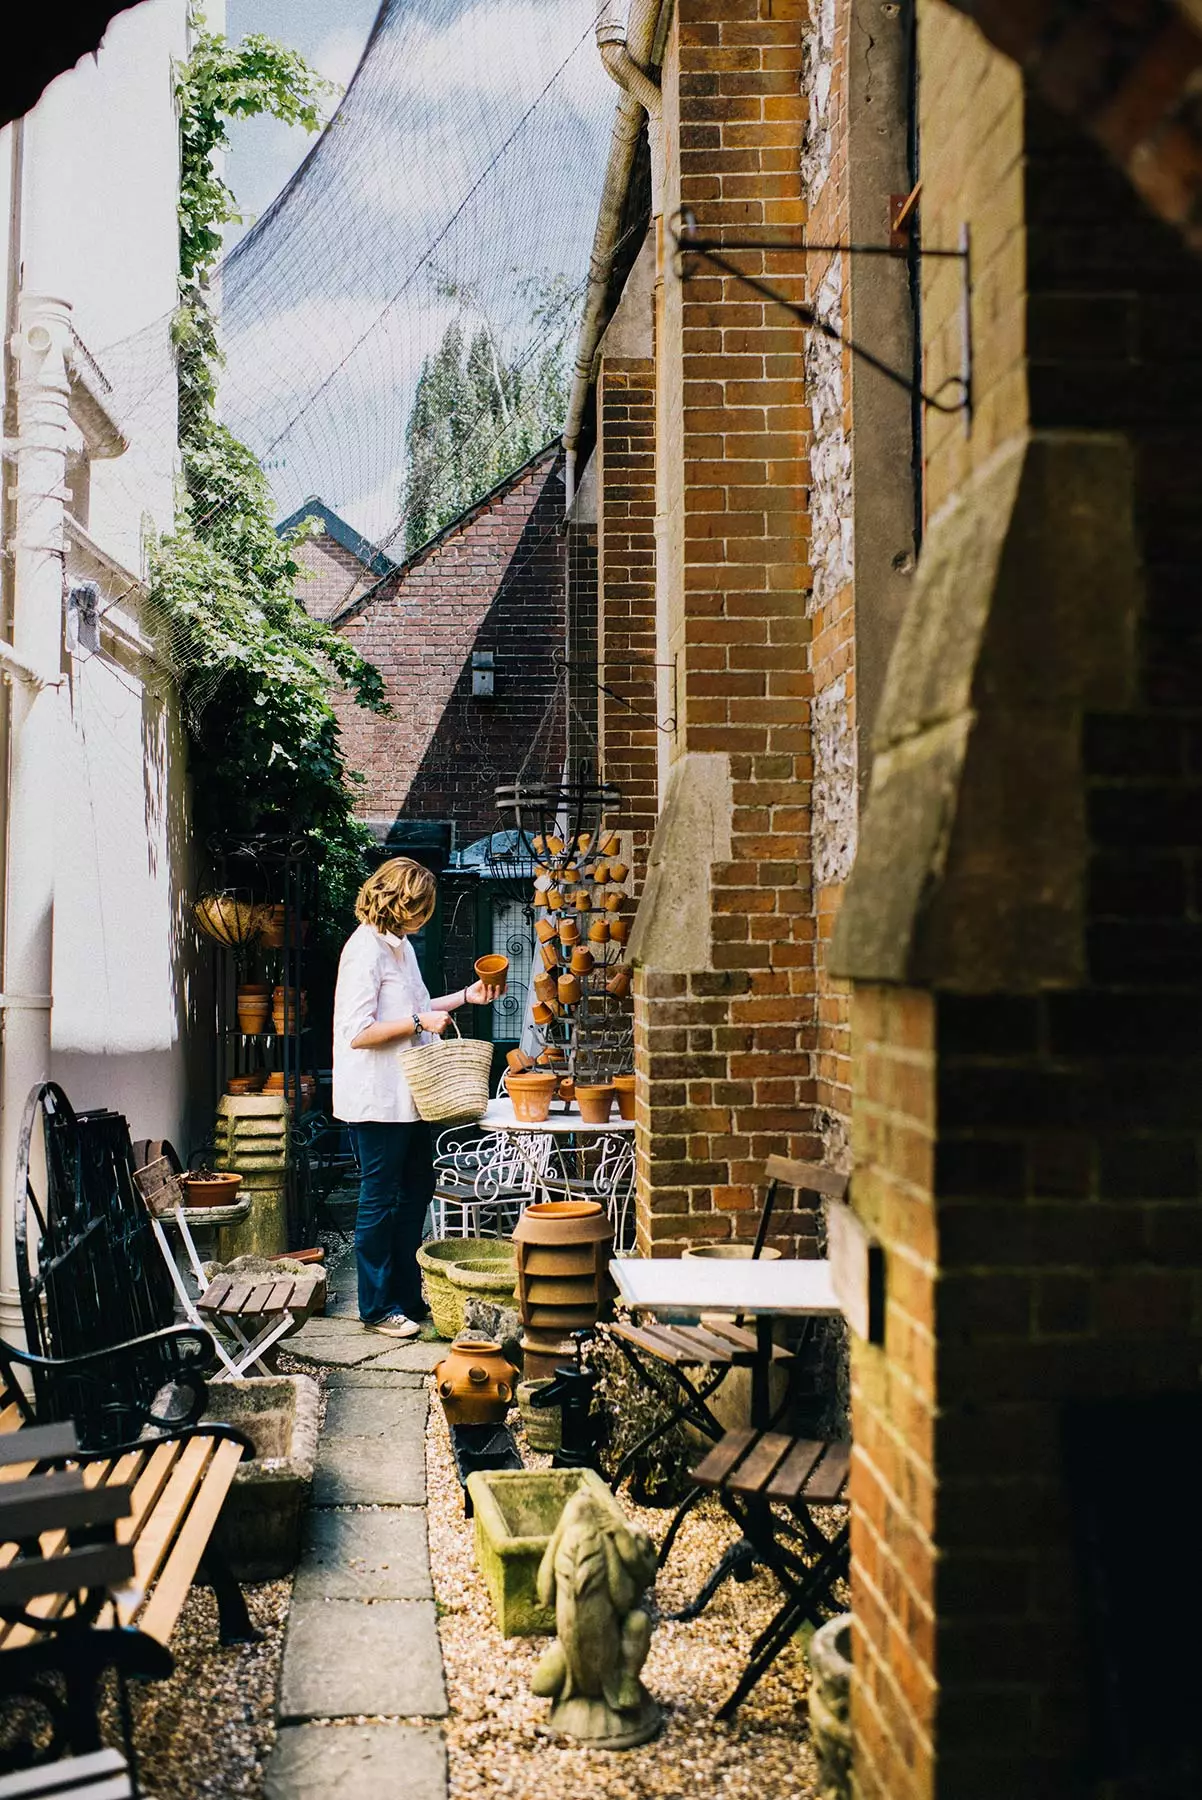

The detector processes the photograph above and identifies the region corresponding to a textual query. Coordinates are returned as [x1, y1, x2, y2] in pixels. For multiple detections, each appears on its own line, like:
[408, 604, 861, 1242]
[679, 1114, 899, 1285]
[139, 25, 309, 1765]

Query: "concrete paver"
[314, 1431, 426, 1506]
[266, 1725, 447, 1800]
[324, 1384, 427, 1438]
[279, 1598, 448, 1720]
[294, 1505, 432, 1602]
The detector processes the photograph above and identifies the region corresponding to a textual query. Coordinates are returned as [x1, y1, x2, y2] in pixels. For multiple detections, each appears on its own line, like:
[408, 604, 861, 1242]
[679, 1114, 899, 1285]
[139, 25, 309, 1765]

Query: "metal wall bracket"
[671, 208, 972, 422]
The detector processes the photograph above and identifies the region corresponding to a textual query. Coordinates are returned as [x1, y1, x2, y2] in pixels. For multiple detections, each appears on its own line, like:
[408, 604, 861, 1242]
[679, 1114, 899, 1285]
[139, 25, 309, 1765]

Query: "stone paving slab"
[279, 1599, 447, 1720]
[266, 1724, 447, 1800]
[367, 1340, 446, 1372]
[323, 1364, 428, 1389]
[314, 1432, 426, 1506]
[294, 1507, 432, 1602]
[324, 1385, 427, 1439]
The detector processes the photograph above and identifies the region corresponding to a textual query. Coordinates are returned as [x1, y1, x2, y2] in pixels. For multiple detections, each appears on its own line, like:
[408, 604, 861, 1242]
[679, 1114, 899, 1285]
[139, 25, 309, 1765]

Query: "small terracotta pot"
[534, 972, 557, 1005]
[575, 1083, 614, 1124]
[237, 982, 271, 997]
[609, 918, 629, 944]
[546, 836, 565, 856]
[532, 835, 546, 854]
[506, 1047, 535, 1075]
[588, 917, 609, 944]
[545, 888, 564, 911]
[180, 1171, 243, 1209]
[577, 833, 593, 853]
[559, 919, 580, 946]
[604, 891, 623, 913]
[226, 1072, 266, 1096]
[257, 904, 286, 948]
[532, 1001, 555, 1026]
[557, 973, 582, 1006]
[540, 941, 561, 972]
[237, 1003, 271, 1035]
[562, 866, 579, 884]
[556, 1077, 576, 1105]
[474, 953, 509, 993]
[537, 1048, 566, 1067]
[508, 1071, 557, 1123]
[608, 860, 630, 884]
[613, 1073, 636, 1120]
[592, 861, 609, 885]
[606, 964, 632, 997]
[601, 833, 621, 856]
[574, 890, 591, 911]
[570, 947, 594, 975]
[535, 918, 559, 943]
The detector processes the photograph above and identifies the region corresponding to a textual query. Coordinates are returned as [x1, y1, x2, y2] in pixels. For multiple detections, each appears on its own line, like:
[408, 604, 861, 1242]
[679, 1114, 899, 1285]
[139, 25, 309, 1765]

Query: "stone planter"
[466, 1467, 623, 1636]
[808, 1613, 853, 1799]
[203, 1374, 319, 1581]
[417, 1237, 515, 1340]
[517, 1377, 562, 1453]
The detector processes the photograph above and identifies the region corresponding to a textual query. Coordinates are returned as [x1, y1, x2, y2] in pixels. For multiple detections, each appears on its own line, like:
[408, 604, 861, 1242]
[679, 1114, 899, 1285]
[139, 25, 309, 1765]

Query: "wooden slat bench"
[0, 1748, 133, 1798]
[691, 1424, 851, 1719]
[0, 1418, 254, 1778]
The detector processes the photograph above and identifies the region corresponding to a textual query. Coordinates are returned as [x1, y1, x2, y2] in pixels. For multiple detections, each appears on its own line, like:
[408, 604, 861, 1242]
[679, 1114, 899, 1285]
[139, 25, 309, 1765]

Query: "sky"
[210, 1, 616, 549]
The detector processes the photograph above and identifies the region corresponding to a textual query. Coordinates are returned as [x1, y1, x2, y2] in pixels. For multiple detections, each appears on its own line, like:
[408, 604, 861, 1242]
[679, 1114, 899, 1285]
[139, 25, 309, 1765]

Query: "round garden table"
[475, 1097, 636, 1248]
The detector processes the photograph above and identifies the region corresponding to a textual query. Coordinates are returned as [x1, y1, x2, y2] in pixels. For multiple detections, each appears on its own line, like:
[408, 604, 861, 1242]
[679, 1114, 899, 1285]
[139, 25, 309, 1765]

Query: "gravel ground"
[427, 1400, 821, 1800]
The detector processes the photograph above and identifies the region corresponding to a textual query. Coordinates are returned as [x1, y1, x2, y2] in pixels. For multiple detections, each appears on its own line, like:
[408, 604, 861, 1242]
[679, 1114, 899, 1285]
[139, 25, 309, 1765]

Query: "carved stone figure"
[531, 1487, 661, 1747]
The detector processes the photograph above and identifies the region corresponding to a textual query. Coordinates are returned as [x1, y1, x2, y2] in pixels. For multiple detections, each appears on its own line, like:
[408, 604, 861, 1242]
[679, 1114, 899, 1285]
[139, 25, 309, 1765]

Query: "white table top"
[478, 1098, 634, 1135]
[610, 1255, 841, 1317]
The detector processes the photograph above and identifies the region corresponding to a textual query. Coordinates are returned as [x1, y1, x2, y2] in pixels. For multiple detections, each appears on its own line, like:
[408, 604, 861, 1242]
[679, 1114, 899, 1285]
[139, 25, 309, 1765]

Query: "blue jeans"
[349, 1121, 435, 1324]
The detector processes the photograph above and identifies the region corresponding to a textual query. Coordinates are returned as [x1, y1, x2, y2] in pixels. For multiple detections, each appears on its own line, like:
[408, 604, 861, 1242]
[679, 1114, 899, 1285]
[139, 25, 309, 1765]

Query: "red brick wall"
[293, 532, 381, 621]
[332, 453, 565, 845]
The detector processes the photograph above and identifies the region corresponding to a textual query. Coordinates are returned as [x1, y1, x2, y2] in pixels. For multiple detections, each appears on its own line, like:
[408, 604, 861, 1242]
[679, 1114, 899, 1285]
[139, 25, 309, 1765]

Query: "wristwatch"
[411, 1013, 423, 1036]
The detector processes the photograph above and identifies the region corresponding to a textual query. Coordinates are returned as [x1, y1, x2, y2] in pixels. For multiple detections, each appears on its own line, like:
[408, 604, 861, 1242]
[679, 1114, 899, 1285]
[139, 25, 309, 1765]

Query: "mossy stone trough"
[465, 1467, 624, 1637]
[202, 1374, 319, 1580]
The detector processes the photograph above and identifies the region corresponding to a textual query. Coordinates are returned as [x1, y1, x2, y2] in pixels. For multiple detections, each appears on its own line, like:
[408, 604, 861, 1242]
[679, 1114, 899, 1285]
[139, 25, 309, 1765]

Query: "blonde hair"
[355, 857, 437, 937]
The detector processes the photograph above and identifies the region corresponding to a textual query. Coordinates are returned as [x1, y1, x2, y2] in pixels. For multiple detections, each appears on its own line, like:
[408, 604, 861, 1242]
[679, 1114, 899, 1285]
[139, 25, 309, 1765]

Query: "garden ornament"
[531, 1486, 661, 1748]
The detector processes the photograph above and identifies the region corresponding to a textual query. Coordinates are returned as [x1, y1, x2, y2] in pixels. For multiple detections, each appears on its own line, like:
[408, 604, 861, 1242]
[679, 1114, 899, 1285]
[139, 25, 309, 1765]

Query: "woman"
[332, 856, 501, 1339]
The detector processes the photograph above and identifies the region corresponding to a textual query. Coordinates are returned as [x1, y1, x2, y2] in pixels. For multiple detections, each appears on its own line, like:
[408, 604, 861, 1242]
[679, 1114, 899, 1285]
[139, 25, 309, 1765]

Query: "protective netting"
[99, 0, 623, 706]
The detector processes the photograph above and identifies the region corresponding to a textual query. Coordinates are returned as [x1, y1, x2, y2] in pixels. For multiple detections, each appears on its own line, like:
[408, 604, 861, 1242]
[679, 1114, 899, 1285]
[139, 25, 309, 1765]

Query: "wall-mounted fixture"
[472, 649, 495, 698]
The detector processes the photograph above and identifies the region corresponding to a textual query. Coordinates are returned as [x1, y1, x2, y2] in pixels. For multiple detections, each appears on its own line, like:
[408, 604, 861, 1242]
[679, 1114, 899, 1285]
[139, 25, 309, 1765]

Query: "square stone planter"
[465, 1467, 622, 1636]
[203, 1374, 319, 1581]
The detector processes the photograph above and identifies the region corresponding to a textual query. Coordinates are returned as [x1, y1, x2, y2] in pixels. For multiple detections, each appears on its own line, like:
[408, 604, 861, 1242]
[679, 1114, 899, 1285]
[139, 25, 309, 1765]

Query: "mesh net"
[97, 0, 624, 726]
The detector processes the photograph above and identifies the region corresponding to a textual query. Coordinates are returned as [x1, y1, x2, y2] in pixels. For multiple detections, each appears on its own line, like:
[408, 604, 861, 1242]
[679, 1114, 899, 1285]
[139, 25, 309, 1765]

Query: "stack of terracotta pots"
[271, 985, 308, 1034]
[512, 1200, 614, 1379]
[236, 983, 271, 1034]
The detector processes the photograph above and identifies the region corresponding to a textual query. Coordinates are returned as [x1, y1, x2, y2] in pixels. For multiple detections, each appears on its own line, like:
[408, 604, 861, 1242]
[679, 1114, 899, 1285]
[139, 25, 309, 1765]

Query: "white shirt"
[332, 923, 432, 1123]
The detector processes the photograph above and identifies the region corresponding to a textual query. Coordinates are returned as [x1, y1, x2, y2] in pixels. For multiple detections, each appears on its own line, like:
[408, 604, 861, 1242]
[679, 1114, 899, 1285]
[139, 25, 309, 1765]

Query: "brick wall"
[331, 452, 565, 846]
[294, 531, 382, 622]
[597, 357, 658, 894]
[843, 5, 1202, 1794]
[629, 0, 821, 1259]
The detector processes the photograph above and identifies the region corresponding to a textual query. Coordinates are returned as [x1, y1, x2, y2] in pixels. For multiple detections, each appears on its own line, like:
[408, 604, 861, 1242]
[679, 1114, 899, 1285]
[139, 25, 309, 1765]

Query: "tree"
[401, 288, 573, 554]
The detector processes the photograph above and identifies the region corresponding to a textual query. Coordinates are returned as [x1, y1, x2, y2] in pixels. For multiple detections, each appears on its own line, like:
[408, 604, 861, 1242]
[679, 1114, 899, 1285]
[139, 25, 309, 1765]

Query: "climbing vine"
[150, 17, 385, 937]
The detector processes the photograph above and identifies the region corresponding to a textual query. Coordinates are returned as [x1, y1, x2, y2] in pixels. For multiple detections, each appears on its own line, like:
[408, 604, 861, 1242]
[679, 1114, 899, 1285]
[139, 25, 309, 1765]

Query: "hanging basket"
[398, 1016, 493, 1126]
[194, 892, 264, 948]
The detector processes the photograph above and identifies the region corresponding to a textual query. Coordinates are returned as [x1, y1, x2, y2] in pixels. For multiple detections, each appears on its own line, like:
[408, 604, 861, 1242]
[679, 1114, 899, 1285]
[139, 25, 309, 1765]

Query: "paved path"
[265, 1243, 449, 1800]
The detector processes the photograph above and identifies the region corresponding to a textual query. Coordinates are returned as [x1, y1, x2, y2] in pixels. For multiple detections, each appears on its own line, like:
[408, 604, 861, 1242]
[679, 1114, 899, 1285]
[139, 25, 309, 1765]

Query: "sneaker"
[365, 1312, 421, 1339]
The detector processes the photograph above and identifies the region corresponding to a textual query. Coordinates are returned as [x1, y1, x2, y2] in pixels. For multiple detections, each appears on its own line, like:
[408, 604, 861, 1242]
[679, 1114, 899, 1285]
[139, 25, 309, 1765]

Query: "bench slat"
[265, 1279, 296, 1314]
[223, 1282, 254, 1315]
[610, 1321, 694, 1366]
[0, 1423, 77, 1469]
[0, 1470, 130, 1541]
[765, 1437, 827, 1502]
[802, 1442, 851, 1503]
[0, 1748, 131, 1799]
[138, 1437, 244, 1645]
[692, 1426, 757, 1489]
[240, 1281, 277, 1317]
[0, 1542, 133, 1608]
[697, 1316, 793, 1362]
[0, 1459, 126, 1650]
[662, 1324, 738, 1365]
[727, 1430, 794, 1497]
[118, 1438, 214, 1624]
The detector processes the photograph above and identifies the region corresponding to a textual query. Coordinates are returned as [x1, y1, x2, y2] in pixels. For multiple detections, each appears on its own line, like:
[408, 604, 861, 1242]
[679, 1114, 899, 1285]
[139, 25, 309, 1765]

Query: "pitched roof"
[328, 439, 562, 628]
[275, 497, 398, 579]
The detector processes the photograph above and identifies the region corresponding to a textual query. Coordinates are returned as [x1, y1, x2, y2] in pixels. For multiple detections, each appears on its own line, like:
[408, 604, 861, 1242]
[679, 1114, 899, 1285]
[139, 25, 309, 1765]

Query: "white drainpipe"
[0, 293, 71, 1337]
[561, 0, 665, 510]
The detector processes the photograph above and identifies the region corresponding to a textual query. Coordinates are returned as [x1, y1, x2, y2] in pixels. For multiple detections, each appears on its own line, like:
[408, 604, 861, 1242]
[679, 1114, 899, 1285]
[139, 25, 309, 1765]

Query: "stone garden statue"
[531, 1486, 661, 1748]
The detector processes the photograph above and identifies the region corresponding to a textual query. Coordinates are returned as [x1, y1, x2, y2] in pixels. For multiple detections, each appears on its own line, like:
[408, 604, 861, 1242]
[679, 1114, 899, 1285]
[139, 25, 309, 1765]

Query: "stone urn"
[513, 1201, 613, 1379]
[435, 1337, 520, 1426]
[808, 1613, 853, 1799]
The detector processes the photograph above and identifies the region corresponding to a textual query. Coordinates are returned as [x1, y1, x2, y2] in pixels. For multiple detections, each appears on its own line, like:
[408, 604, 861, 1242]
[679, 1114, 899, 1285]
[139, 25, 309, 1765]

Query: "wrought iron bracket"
[671, 208, 973, 422]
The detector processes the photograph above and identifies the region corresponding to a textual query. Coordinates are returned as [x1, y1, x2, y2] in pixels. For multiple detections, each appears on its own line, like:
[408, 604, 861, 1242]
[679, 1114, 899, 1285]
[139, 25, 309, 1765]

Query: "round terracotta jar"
[434, 1338, 519, 1426]
[613, 1073, 636, 1120]
[508, 1071, 557, 1123]
[575, 1082, 614, 1124]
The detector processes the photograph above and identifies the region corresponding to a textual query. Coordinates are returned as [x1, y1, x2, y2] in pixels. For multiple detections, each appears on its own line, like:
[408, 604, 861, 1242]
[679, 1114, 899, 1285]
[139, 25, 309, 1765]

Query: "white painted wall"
[0, 0, 224, 1157]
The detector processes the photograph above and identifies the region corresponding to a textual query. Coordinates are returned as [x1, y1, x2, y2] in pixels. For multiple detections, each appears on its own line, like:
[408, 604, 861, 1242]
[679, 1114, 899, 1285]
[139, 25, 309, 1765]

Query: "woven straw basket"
[398, 1016, 493, 1125]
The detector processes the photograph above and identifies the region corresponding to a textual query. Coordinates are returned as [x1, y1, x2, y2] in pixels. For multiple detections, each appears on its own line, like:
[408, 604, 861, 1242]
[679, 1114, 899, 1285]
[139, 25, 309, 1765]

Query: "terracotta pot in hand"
[508, 1071, 558, 1122]
[613, 1073, 636, 1120]
[474, 954, 508, 993]
[575, 1083, 614, 1124]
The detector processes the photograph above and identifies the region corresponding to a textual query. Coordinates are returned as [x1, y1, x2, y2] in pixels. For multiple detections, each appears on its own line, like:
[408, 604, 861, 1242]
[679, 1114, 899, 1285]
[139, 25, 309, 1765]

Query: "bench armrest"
[0, 1325, 222, 1451]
